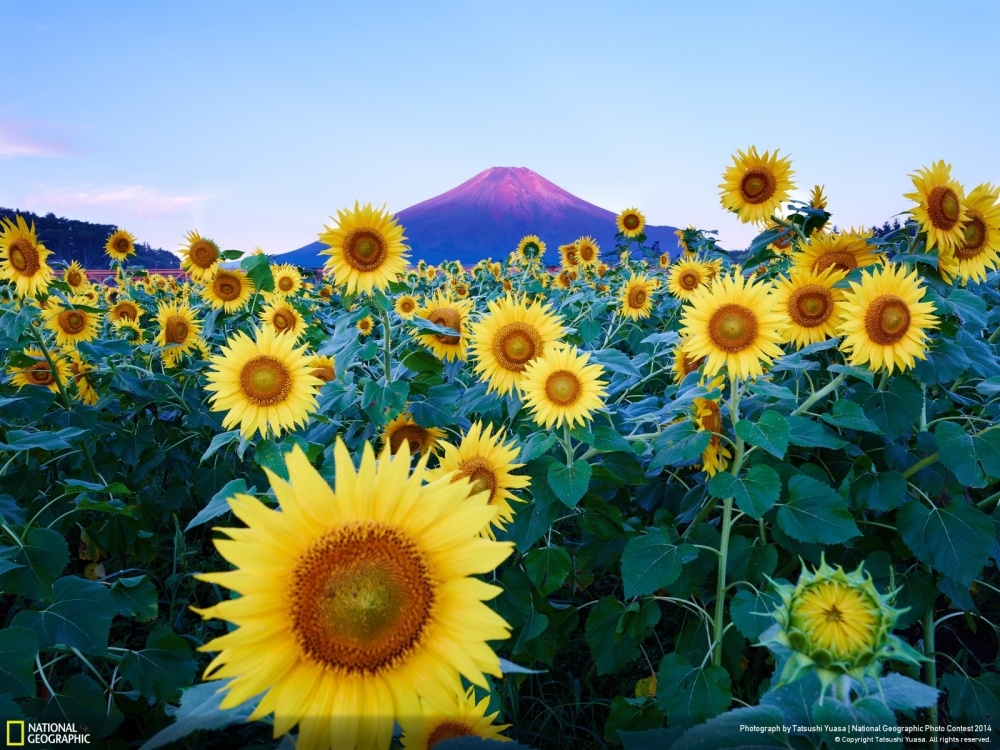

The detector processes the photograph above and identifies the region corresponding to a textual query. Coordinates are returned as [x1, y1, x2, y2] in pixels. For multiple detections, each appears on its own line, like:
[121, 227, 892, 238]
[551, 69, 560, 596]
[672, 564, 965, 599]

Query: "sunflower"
[260, 300, 306, 340]
[112, 317, 143, 341]
[7, 347, 72, 393]
[469, 295, 565, 395]
[952, 182, 1000, 283]
[414, 292, 473, 362]
[936, 245, 960, 286]
[658, 253, 671, 269]
[771, 266, 846, 349]
[666, 258, 709, 301]
[617, 207, 646, 239]
[270, 264, 303, 297]
[191, 442, 513, 750]
[619, 273, 656, 320]
[904, 160, 968, 253]
[0, 215, 53, 298]
[105, 228, 136, 262]
[517, 235, 546, 264]
[719, 146, 796, 225]
[317, 284, 333, 302]
[202, 269, 255, 312]
[400, 687, 511, 749]
[180, 230, 221, 280]
[154, 301, 202, 358]
[451, 281, 470, 299]
[42, 302, 101, 349]
[809, 185, 828, 211]
[319, 202, 409, 295]
[395, 294, 419, 320]
[309, 355, 336, 383]
[693, 397, 731, 477]
[63, 261, 89, 291]
[382, 413, 446, 457]
[519, 344, 608, 429]
[66, 349, 98, 405]
[837, 263, 939, 374]
[108, 299, 142, 325]
[793, 229, 881, 275]
[679, 273, 786, 381]
[670, 337, 706, 384]
[205, 325, 321, 439]
[578, 237, 602, 268]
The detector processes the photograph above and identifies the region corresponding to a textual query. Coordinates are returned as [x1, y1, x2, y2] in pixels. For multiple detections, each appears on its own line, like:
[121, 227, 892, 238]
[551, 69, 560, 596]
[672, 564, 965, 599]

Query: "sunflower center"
[278, 276, 295, 291]
[28, 362, 54, 385]
[679, 270, 701, 290]
[545, 370, 582, 406]
[66, 270, 82, 287]
[788, 284, 833, 327]
[814, 251, 857, 273]
[311, 365, 336, 382]
[389, 424, 429, 455]
[319, 287, 332, 298]
[8, 239, 39, 275]
[565, 250, 578, 266]
[399, 298, 415, 313]
[272, 310, 293, 331]
[492, 322, 541, 372]
[623, 214, 640, 230]
[927, 186, 960, 230]
[58, 309, 87, 334]
[580, 245, 595, 262]
[523, 242, 539, 255]
[290, 522, 434, 675]
[115, 302, 139, 321]
[708, 304, 759, 352]
[682, 352, 705, 376]
[627, 286, 648, 309]
[956, 215, 986, 259]
[825, 605, 843, 623]
[114, 238, 130, 252]
[455, 456, 498, 504]
[190, 242, 218, 268]
[699, 400, 722, 434]
[239, 355, 292, 406]
[214, 274, 243, 301]
[792, 581, 880, 658]
[740, 169, 777, 205]
[427, 722, 474, 748]
[865, 295, 911, 345]
[428, 308, 462, 345]
[165, 316, 190, 344]
[343, 230, 388, 272]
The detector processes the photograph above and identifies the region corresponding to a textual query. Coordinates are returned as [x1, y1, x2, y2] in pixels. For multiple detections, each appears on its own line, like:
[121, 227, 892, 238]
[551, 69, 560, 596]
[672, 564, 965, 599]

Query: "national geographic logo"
[5, 722, 90, 746]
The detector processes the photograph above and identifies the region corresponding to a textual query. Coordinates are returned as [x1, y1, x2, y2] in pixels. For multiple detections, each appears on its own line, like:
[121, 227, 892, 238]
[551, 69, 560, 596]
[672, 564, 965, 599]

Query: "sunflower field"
[1, 151, 999, 750]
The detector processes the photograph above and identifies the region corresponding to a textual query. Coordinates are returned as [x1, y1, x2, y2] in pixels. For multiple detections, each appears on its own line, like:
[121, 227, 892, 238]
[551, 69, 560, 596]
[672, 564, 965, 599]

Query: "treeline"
[0, 207, 180, 269]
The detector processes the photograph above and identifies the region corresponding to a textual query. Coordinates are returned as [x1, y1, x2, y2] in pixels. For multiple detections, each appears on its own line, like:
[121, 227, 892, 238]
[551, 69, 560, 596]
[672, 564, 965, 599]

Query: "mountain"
[276, 167, 681, 267]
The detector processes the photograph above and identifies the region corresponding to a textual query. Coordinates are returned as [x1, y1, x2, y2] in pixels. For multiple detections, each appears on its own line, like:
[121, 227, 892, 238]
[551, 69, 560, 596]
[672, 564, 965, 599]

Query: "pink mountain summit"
[279, 167, 681, 267]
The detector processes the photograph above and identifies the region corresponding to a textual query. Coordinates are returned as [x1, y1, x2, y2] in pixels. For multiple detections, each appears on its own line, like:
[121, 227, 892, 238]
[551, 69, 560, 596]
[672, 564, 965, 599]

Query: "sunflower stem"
[924, 606, 939, 749]
[380, 308, 392, 383]
[712, 377, 743, 668]
[789, 372, 844, 417]
[562, 423, 575, 467]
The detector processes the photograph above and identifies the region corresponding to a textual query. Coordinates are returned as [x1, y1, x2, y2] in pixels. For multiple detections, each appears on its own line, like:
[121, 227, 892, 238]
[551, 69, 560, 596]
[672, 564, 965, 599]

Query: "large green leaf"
[730, 587, 781, 641]
[121, 625, 198, 701]
[648, 422, 711, 472]
[655, 652, 732, 728]
[734, 410, 789, 458]
[586, 598, 640, 675]
[12, 576, 115, 655]
[0, 527, 69, 601]
[621, 528, 698, 599]
[109, 575, 159, 621]
[776, 475, 860, 544]
[708, 464, 780, 520]
[943, 672, 1000, 729]
[42, 673, 122, 739]
[812, 697, 898, 747]
[524, 546, 572, 596]
[849, 377, 923, 441]
[936, 422, 989, 488]
[0, 626, 38, 698]
[785, 414, 848, 449]
[897, 501, 994, 586]
[239, 252, 274, 293]
[849, 470, 908, 512]
[820, 399, 883, 433]
[185, 479, 255, 531]
[546, 459, 592, 508]
[139, 680, 263, 750]
[671, 705, 788, 750]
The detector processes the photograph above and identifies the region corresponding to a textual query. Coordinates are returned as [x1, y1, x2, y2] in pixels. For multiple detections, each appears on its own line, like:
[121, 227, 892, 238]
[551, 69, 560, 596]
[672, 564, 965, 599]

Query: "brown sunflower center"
[27, 362, 54, 385]
[8, 239, 39, 275]
[290, 522, 434, 675]
[389, 424, 429, 456]
[699, 400, 722, 434]
[492, 322, 541, 372]
[455, 456, 498, 504]
[343, 229, 388, 272]
[864, 295, 911, 345]
[319, 287, 332, 299]
[627, 286, 648, 309]
[427, 722, 474, 748]
[681, 352, 705, 376]
[740, 169, 777, 205]
[164, 315, 190, 344]
[311, 365, 336, 382]
[398, 298, 415, 313]
[580, 244, 595, 262]
[623, 214, 640, 230]
[239, 355, 292, 406]
[788, 284, 833, 327]
[545, 370, 582, 406]
[927, 186, 960, 230]
[114, 302, 139, 321]
[814, 251, 857, 274]
[66, 270, 82, 287]
[213, 273, 242, 301]
[114, 237, 131, 252]
[272, 309, 294, 331]
[679, 270, 702, 290]
[708, 304, 759, 353]
[565, 250, 578, 266]
[190, 241, 218, 268]
[278, 275, 295, 291]
[428, 308, 462, 345]
[58, 309, 87, 334]
[956, 214, 987, 260]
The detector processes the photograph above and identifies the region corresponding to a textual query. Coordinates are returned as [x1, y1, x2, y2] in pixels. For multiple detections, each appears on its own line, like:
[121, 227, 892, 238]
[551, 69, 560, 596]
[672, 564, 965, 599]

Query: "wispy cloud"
[0, 121, 78, 159]
[24, 185, 212, 219]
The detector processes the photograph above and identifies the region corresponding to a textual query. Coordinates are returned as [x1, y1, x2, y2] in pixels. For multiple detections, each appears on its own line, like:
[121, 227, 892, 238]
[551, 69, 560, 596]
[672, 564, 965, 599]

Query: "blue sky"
[2, 1, 998, 256]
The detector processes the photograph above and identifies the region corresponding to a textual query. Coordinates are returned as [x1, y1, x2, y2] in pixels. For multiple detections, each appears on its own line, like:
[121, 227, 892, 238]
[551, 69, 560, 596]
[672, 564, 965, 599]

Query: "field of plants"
[1, 150, 999, 750]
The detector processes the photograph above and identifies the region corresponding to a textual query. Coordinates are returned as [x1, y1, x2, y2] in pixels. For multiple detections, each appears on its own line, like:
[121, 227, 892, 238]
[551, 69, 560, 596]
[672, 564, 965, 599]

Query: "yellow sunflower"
[319, 202, 409, 295]
[517, 235, 546, 264]
[42, 302, 101, 349]
[112, 317, 143, 341]
[771, 266, 847, 349]
[204, 325, 321, 439]
[317, 284, 334, 302]
[809, 184, 828, 211]
[395, 294, 419, 320]
[357, 315, 375, 337]
[192, 442, 513, 750]
[558, 242, 580, 269]
[108, 299, 142, 326]
[666, 258, 710, 301]
[309, 355, 336, 383]
[414, 292, 473, 362]
[180, 230, 221, 281]
[519, 344, 608, 429]
[0, 215, 53, 298]
[619, 273, 656, 320]
[270, 264, 303, 297]
[658, 253, 671, 269]
[105, 229, 136, 262]
[679, 273, 787, 381]
[577, 237, 599, 268]
[382, 413, 446, 457]
[66, 349, 98, 405]
[719, 146, 796, 225]
[469, 295, 565, 395]
[904, 160, 968, 253]
[952, 182, 1000, 283]
[259, 300, 306, 340]
[670, 337, 706, 384]
[837, 263, 939, 374]
[617, 207, 646, 239]
[792, 228, 881, 275]
[7, 347, 72, 393]
[202, 269, 255, 312]
[63, 261, 89, 291]
[694, 397, 731, 477]
[153, 302, 202, 358]
[400, 687, 512, 749]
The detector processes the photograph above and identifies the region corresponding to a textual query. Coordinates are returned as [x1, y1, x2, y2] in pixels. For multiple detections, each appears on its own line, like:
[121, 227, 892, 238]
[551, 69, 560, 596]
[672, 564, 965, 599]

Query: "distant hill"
[0, 208, 180, 269]
[276, 167, 682, 268]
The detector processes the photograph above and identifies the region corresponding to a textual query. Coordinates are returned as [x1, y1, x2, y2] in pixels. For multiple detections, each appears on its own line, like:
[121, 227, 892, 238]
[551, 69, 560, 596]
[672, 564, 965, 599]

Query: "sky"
[2, 1, 998, 257]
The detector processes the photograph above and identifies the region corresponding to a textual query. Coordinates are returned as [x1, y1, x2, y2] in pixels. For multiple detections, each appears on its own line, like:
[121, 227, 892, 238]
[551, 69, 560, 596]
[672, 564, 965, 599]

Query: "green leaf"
[945, 287, 988, 329]
[546, 459, 592, 508]
[979, 428, 1000, 479]
[734, 410, 789, 458]
[874, 673, 939, 712]
[936, 422, 988, 488]
[186, 479, 255, 531]
[589, 348, 640, 377]
[0, 527, 69, 600]
[785, 414, 848, 449]
[648, 422, 711, 472]
[655, 652, 732, 727]
[897, 501, 994, 586]
[854, 377, 922, 441]
[812, 698, 897, 746]
[586, 598, 640, 675]
[42, 673, 122, 739]
[240, 252, 274, 293]
[0, 426, 87, 452]
[109, 575, 159, 621]
[503, 494, 561, 553]
[400, 349, 444, 375]
[850, 470, 908, 512]
[708, 465, 780, 520]
[943, 672, 1000, 728]
[670, 705, 788, 750]
[592, 424, 634, 453]
[0, 626, 38, 698]
[820, 399, 883, 433]
[12, 576, 115, 655]
[621, 528, 698, 599]
[776, 475, 860, 544]
[524, 547, 572, 596]
[519, 432, 557, 463]
[121, 625, 198, 701]
[199, 429, 240, 464]
[730, 587, 781, 641]
[138, 680, 263, 750]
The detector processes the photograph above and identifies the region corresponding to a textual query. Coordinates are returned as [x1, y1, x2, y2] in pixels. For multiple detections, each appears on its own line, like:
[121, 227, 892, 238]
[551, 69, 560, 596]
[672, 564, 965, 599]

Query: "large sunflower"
[952, 182, 1000, 283]
[414, 292, 473, 362]
[192, 442, 513, 750]
[319, 202, 409, 295]
[154, 301, 203, 358]
[108, 299, 142, 325]
[309, 355, 336, 383]
[616, 207, 646, 239]
[619, 273, 656, 320]
[576, 237, 599, 268]
[679, 273, 786, 380]
[7, 346, 72, 393]
[105, 228, 137, 263]
[469, 295, 565, 395]
[771, 266, 846, 349]
[666, 258, 710, 301]
[205, 325, 321, 438]
[259, 299, 306, 340]
[0, 215, 53, 298]
[42, 302, 101, 349]
[202, 269, 255, 312]
[903, 160, 968, 253]
[63, 261, 89, 292]
[399, 687, 511, 749]
[428, 422, 530, 539]
[270, 264, 304, 297]
[792, 228, 881, 275]
[837, 263, 939, 374]
[382, 413, 446, 457]
[395, 294, 419, 320]
[180, 230, 221, 280]
[519, 344, 608, 429]
[719, 146, 796, 225]
[516, 235, 546, 265]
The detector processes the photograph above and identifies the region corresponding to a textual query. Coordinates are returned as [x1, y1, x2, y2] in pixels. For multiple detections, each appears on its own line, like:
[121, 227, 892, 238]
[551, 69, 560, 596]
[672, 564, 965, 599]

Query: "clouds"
[23, 184, 212, 219]
[0, 120, 78, 159]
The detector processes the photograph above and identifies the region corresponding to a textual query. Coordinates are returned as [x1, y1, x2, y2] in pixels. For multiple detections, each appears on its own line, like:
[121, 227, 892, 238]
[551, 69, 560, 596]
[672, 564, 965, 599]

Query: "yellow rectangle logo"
[6, 720, 26, 746]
